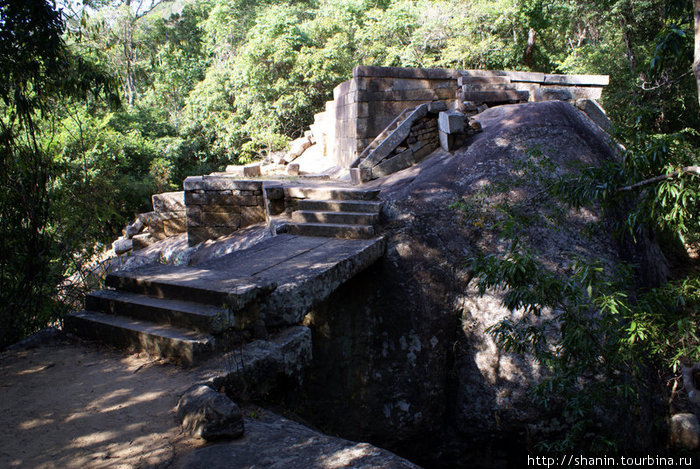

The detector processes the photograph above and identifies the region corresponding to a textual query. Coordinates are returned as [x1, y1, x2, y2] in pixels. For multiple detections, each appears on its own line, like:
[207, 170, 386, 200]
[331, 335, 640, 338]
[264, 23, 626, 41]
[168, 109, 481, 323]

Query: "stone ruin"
[112, 65, 609, 251]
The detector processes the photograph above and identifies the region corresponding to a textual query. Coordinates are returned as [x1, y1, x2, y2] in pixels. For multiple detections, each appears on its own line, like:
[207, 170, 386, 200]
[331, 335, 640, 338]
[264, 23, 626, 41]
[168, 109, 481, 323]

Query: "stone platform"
[66, 234, 385, 364]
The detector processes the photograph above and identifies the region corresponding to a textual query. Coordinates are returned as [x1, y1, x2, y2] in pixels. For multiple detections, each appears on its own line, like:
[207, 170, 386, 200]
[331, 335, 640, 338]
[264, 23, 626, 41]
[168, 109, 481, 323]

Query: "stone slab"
[544, 74, 609, 86]
[152, 191, 185, 212]
[353, 65, 459, 80]
[371, 149, 416, 178]
[184, 177, 263, 192]
[438, 111, 464, 134]
[86, 289, 231, 333]
[64, 310, 213, 365]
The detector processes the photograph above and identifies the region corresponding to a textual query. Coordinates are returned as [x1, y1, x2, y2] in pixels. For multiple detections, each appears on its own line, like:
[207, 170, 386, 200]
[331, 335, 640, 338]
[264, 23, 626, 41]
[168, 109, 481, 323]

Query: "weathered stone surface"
[670, 413, 700, 450]
[113, 237, 133, 255]
[184, 177, 263, 192]
[177, 385, 244, 441]
[224, 165, 245, 176]
[152, 191, 185, 212]
[428, 101, 448, 113]
[372, 149, 416, 179]
[438, 111, 464, 134]
[544, 73, 610, 86]
[243, 163, 262, 177]
[438, 130, 462, 151]
[458, 75, 510, 86]
[285, 136, 312, 162]
[576, 98, 612, 133]
[297, 102, 663, 463]
[533, 87, 574, 102]
[125, 218, 144, 238]
[359, 104, 428, 169]
[287, 163, 300, 175]
[461, 89, 527, 103]
[201, 212, 241, 228]
[354, 65, 459, 80]
[163, 217, 187, 237]
[176, 406, 420, 469]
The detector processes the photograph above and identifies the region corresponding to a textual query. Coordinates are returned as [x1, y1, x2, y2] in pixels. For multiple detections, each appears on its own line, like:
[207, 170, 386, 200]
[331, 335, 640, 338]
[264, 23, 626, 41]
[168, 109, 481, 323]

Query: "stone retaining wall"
[184, 176, 266, 246]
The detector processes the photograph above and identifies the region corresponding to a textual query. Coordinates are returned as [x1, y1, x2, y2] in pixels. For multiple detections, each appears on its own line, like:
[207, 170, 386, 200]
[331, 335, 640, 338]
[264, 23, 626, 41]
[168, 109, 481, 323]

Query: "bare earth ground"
[0, 335, 205, 469]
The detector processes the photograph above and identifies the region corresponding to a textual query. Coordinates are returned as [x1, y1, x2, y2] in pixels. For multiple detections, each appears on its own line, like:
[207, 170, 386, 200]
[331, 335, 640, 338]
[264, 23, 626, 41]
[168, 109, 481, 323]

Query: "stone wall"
[330, 66, 459, 169]
[312, 66, 609, 169]
[148, 191, 186, 240]
[184, 176, 266, 246]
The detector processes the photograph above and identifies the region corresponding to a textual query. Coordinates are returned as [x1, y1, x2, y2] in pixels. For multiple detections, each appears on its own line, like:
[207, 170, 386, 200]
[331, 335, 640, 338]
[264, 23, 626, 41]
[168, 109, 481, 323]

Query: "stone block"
[243, 163, 262, 177]
[439, 130, 463, 151]
[202, 212, 241, 228]
[113, 237, 132, 255]
[371, 148, 416, 178]
[438, 111, 464, 134]
[532, 87, 574, 102]
[543, 74, 609, 86]
[287, 163, 300, 176]
[225, 165, 245, 176]
[413, 141, 439, 161]
[502, 70, 546, 83]
[186, 206, 202, 227]
[458, 75, 510, 86]
[428, 101, 448, 113]
[353, 65, 459, 80]
[184, 177, 263, 192]
[264, 186, 284, 200]
[461, 89, 526, 103]
[163, 217, 187, 237]
[240, 206, 265, 225]
[177, 385, 244, 441]
[152, 191, 185, 213]
[356, 88, 454, 102]
[576, 98, 612, 133]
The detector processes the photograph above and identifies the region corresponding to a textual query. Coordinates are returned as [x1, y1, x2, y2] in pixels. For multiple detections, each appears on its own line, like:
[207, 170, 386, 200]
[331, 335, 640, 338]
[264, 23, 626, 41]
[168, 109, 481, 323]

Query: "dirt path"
[0, 335, 205, 469]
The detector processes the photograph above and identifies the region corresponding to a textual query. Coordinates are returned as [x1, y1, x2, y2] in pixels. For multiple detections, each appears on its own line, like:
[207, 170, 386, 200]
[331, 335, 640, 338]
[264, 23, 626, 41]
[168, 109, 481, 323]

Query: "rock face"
[175, 406, 420, 469]
[177, 385, 244, 441]
[670, 413, 700, 450]
[298, 101, 665, 464]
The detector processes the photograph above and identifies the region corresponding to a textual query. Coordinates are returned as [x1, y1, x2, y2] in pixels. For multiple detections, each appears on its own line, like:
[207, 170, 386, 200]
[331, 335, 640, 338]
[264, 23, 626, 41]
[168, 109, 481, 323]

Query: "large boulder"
[298, 102, 666, 463]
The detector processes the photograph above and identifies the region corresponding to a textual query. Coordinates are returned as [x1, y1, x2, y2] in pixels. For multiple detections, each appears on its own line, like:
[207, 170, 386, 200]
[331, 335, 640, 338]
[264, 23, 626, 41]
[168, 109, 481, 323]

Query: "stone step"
[86, 289, 232, 333]
[64, 310, 214, 365]
[286, 223, 375, 239]
[285, 187, 380, 201]
[298, 199, 383, 213]
[291, 210, 378, 226]
[106, 264, 275, 310]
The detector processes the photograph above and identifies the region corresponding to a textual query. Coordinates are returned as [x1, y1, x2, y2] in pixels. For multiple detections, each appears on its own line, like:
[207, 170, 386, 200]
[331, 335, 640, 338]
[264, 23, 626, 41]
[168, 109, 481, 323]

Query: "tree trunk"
[523, 28, 536, 68]
[694, 0, 700, 105]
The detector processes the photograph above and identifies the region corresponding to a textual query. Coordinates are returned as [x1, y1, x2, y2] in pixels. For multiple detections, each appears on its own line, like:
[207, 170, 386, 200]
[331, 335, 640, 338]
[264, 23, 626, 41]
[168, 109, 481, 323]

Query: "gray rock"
[670, 413, 700, 450]
[575, 98, 612, 133]
[175, 406, 420, 469]
[125, 218, 144, 238]
[287, 162, 300, 176]
[112, 237, 133, 255]
[177, 385, 244, 441]
[297, 102, 667, 459]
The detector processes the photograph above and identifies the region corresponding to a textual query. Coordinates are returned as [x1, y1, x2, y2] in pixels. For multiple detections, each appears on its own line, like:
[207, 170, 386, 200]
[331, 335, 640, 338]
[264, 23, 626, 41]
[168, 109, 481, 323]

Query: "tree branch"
[618, 166, 700, 192]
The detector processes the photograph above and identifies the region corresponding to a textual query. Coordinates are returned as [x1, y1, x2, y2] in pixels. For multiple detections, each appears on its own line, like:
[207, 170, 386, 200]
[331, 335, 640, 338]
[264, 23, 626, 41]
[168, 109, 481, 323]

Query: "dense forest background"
[1, 1, 698, 443]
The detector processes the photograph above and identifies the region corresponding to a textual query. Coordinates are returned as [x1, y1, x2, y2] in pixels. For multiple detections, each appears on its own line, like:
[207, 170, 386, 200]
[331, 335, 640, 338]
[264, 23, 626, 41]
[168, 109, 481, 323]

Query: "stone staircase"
[284, 187, 382, 239]
[65, 263, 274, 365]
